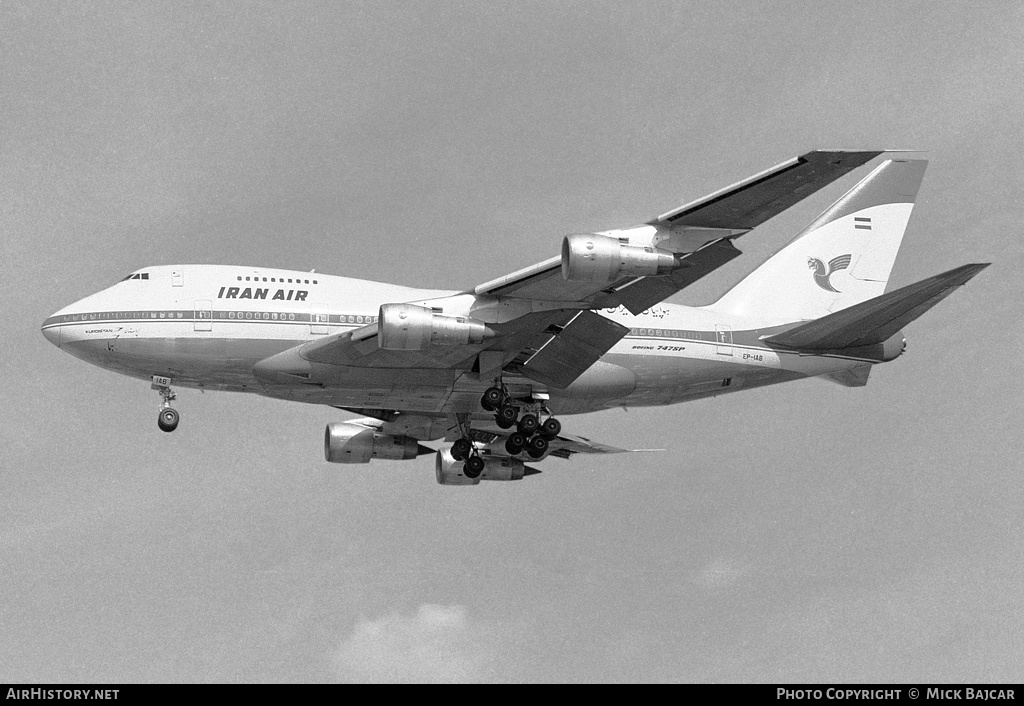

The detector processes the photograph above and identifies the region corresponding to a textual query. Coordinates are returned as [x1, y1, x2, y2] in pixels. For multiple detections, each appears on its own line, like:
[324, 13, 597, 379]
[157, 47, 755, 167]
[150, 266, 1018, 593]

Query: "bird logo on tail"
[807, 254, 852, 293]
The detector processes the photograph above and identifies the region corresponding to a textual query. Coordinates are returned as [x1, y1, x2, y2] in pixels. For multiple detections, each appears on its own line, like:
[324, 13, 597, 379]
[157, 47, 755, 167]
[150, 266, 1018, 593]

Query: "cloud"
[332, 604, 493, 683]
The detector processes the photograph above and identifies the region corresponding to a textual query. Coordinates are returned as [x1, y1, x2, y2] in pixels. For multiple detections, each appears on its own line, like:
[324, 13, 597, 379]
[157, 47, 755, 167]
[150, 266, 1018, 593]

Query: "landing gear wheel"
[540, 417, 561, 439]
[451, 438, 472, 461]
[526, 435, 548, 459]
[157, 407, 179, 433]
[481, 387, 504, 411]
[153, 377, 179, 433]
[495, 404, 518, 429]
[516, 414, 539, 436]
[505, 432, 527, 455]
[464, 454, 485, 479]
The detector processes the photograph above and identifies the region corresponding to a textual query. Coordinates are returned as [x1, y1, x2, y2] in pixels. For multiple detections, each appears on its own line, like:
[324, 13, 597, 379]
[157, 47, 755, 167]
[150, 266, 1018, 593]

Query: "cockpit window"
[120, 273, 150, 281]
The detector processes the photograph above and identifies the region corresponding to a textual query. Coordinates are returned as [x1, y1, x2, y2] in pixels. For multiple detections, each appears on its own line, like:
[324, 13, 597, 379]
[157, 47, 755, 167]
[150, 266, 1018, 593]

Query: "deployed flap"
[653, 150, 883, 230]
[764, 263, 989, 350]
[547, 432, 631, 457]
[521, 310, 629, 388]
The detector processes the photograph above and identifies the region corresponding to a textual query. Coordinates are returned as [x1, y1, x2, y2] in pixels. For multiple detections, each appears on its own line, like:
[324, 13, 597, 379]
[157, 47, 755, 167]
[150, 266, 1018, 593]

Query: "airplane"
[41, 150, 988, 485]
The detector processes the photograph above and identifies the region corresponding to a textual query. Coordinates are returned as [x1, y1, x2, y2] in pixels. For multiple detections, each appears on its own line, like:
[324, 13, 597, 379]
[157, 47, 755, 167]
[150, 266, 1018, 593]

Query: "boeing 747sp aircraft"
[42, 151, 987, 485]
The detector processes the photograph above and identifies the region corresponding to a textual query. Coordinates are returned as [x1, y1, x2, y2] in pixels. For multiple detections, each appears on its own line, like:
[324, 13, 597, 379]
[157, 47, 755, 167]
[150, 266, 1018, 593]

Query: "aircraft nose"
[42, 314, 62, 348]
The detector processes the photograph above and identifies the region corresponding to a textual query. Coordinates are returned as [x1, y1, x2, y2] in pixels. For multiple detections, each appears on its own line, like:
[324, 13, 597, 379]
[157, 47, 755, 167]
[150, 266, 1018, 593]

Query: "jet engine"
[324, 422, 424, 463]
[561, 233, 678, 282]
[434, 449, 539, 485]
[378, 303, 493, 350]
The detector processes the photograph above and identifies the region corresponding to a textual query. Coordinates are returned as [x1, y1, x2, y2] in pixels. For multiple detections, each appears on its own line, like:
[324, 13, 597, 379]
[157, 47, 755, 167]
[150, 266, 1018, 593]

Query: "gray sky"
[2, 0, 1023, 683]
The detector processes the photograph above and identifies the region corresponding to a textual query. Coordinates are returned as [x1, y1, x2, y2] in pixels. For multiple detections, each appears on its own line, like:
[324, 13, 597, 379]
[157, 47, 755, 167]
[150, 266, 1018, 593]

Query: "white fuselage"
[42, 265, 878, 419]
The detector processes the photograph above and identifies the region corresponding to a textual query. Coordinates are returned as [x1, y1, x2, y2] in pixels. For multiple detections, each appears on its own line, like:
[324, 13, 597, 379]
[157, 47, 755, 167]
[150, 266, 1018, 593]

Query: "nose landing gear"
[158, 407, 179, 433]
[152, 375, 179, 433]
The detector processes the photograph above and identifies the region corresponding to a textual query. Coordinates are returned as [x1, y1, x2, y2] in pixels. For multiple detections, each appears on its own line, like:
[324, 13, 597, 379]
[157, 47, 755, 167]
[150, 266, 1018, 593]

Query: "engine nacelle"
[434, 449, 532, 486]
[324, 422, 422, 463]
[378, 303, 492, 350]
[561, 233, 677, 282]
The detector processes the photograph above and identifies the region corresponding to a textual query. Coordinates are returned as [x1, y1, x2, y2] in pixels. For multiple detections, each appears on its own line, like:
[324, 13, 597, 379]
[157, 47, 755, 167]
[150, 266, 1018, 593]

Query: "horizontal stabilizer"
[764, 263, 989, 350]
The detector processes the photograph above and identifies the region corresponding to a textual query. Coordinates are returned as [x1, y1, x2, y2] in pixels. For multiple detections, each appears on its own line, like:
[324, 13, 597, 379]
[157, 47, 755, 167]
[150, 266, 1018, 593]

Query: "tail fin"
[712, 158, 928, 325]
[763, 263, 989, 350]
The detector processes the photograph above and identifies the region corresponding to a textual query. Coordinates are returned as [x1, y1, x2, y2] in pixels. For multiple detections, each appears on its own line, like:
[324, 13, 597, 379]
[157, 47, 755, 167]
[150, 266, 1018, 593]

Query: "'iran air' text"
[218, 287, 308, 301]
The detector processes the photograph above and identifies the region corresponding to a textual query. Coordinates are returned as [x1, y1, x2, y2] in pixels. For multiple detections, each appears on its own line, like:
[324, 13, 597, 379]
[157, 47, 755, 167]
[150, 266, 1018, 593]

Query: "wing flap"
[520, 311, 630, 388]
[479, 430, 630, 458]
[551, 432, 631, 454]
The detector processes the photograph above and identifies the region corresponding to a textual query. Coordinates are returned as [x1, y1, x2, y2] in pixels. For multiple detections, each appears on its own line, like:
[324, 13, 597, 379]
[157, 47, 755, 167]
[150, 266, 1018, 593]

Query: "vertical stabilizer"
[711, 159, 927, 325]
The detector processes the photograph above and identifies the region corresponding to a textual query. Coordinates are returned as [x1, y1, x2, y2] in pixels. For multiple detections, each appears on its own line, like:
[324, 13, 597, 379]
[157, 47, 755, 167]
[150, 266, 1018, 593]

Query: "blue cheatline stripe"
[44, 311, 733, 343]
[41, 310, 383, 329]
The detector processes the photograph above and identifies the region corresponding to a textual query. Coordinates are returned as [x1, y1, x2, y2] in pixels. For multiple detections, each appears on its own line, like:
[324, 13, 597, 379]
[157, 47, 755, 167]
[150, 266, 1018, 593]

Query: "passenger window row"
[237, 276, 318, 285]
[60, 311, 380, 324]
[630, 328, 708, 341]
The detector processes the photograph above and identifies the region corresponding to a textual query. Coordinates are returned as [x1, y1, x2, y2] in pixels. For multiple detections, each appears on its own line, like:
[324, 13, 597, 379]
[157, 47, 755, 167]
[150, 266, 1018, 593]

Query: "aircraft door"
[194, 300, 212, 332]
[311, 312, 330, 336]
[715, 325, 733, 355]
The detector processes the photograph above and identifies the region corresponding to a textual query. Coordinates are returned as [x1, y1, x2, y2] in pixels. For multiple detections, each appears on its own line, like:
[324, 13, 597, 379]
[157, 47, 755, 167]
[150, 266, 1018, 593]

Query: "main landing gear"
[449, 386, 564, 478]
[152, 376, 180, 433]
[480, 386, 561, 459]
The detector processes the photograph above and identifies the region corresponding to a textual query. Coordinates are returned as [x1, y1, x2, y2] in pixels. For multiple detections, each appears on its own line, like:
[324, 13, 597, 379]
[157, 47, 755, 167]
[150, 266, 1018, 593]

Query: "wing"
[345, 412, 634, 458]
[474, 150, 883, 314]
[469, 426, 631, 459]
[255, 151, 884, 392]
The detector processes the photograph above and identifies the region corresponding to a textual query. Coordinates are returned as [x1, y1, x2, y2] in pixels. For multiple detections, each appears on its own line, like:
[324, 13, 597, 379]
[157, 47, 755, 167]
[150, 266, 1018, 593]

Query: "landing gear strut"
[152, 375, 179, 433]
